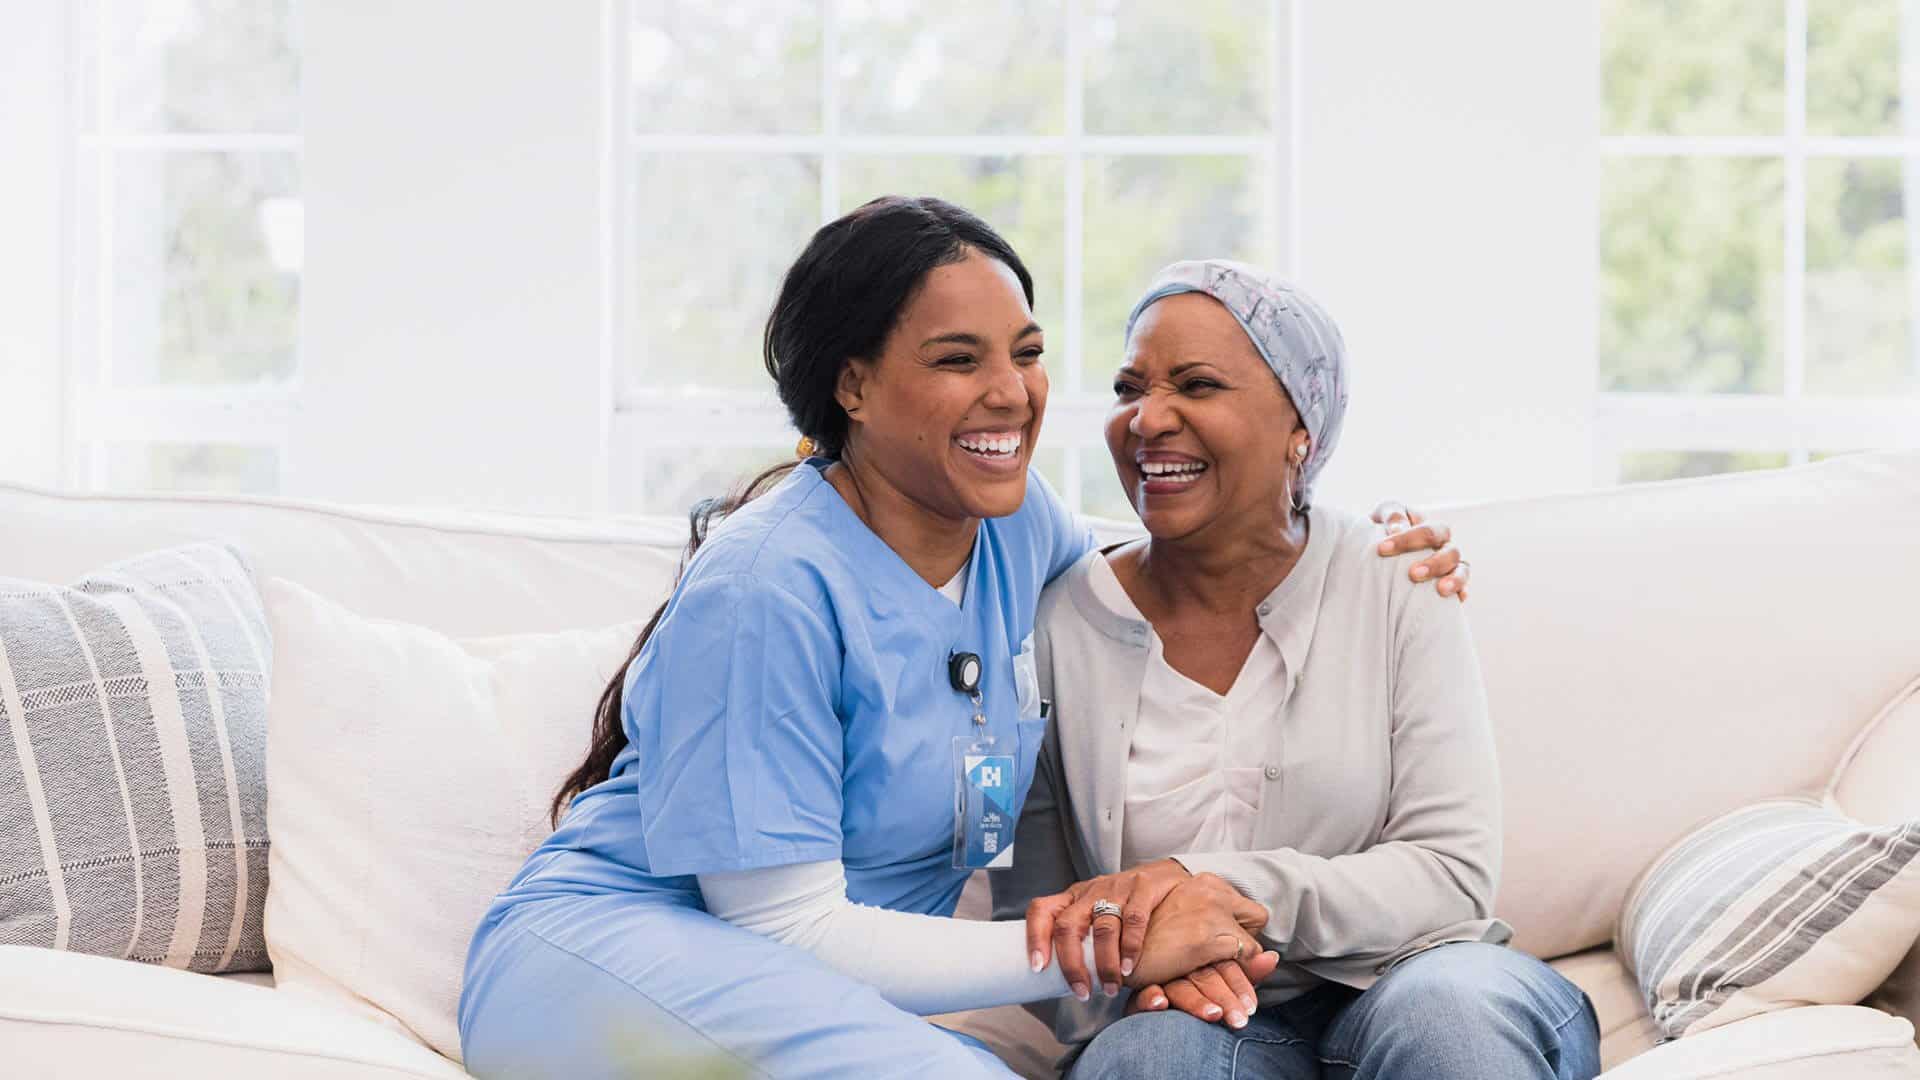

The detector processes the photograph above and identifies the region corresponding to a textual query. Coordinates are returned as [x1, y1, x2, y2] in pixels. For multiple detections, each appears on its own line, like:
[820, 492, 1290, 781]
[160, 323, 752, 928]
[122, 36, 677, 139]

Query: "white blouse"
[1085, 554, 1290, 868]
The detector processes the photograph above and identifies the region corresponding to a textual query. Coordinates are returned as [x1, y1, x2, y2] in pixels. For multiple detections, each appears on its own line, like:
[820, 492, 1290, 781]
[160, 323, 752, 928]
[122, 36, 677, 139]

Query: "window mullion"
[1063, 0, 1087, 509]
[1784, 0, 1808, 468]
[1903, 0, 1920, 388]
[820, 0, 839, 224]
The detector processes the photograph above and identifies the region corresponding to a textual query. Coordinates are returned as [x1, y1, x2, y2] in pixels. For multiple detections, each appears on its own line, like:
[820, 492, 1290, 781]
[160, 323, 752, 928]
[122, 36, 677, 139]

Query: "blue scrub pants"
[458, 892, 1016, 1079]
[1067, 943, 1600, 1080]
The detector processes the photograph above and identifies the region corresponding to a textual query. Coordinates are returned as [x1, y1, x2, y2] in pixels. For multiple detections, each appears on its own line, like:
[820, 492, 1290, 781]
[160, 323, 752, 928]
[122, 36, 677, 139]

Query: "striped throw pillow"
[1618, 797, 1920, 1040]
[0, 543, 271, 973]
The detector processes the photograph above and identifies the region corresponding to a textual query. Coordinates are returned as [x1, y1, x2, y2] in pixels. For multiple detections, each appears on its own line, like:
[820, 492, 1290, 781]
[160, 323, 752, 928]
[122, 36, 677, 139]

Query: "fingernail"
[1203, 1005, 1222, 1019]
[1031, 951, 1044, 973]
[1242, 995, 1257, 1011]
[1149, 995, 1166, 1009]
[1073, 983, 1090, 1002]
[1412, 565, 1429, 580]
[1228, 1011, 1247, 1029]
[1121, 959, 1134, 977]
[1377, 540, 1395, 554]
[1104, 982, 1118, 998]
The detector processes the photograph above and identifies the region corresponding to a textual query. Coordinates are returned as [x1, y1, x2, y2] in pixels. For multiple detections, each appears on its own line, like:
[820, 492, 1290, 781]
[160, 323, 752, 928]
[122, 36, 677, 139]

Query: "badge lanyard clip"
[951, 652, 1013, 869]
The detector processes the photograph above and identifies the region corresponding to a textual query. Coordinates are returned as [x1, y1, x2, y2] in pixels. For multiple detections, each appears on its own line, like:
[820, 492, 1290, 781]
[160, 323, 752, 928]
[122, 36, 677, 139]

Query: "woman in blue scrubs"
[457, 197, 1465, 1080]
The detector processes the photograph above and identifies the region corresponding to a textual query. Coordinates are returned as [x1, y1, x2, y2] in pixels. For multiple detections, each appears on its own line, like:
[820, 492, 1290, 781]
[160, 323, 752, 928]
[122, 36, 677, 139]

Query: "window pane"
[1083, 0, 1271, 135]
[630, 154, 820, 392]
[1600, 156, 1784, 393]
[1077, 445, 1137, 522]
[106, 442, 279, 493]
[1601, 0, 1784, 135]
[106, 0, 299, 133]
[1807, 0, 1902, 136]
[839, 155, 1066, 375]
[837, 1, 1064, 135]
[113, 151, 301, 385]
[631, 0, 820, 134]
[1031, 447, 1070, 511]
[615, 446, 795, 516]
[1806, 158, 1917, 396]
[1618, 450, 1789, 484]
[1083, 155, 1270, 379]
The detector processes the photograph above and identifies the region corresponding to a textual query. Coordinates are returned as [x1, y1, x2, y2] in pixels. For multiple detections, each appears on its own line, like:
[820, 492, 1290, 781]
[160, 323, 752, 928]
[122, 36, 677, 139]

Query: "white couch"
[4, 451, 1919, 1078]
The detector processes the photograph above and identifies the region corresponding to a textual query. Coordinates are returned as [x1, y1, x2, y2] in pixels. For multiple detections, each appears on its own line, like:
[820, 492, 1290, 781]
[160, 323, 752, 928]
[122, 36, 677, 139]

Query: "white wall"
[1299, 2, 1598, 509]
[0, 2, 68, 487]
[294, 2, 611, 511]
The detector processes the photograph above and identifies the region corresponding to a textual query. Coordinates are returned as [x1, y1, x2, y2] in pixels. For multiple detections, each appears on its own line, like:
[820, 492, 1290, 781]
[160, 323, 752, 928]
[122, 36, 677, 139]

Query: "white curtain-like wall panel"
[293, 2, 613, 511]
[0, 3, 68, 489]
[1299, 1, 1599, 510]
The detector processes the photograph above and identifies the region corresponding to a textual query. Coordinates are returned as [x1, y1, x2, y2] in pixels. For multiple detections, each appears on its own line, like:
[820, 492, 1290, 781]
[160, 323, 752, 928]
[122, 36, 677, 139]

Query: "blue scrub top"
[489, 460, 1095, 921]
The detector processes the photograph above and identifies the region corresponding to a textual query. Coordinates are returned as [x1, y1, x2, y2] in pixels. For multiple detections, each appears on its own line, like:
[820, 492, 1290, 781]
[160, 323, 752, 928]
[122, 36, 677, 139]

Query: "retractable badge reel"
[950, 650, 1015, 870]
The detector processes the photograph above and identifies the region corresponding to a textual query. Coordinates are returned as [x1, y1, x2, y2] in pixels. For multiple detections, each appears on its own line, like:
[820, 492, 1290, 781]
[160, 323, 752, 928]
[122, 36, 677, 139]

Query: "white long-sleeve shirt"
[698, 861, 1098, 1016]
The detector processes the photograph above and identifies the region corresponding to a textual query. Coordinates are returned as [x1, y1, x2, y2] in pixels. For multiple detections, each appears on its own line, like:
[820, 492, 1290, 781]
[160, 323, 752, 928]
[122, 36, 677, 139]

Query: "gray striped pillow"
[0, 543, 271, 972]
[1618, 796, 1920, 1040]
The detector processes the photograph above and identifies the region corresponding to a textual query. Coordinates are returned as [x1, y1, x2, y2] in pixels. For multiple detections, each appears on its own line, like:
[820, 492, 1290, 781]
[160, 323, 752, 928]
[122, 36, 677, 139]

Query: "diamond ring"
[1091, 900, 1123, 921]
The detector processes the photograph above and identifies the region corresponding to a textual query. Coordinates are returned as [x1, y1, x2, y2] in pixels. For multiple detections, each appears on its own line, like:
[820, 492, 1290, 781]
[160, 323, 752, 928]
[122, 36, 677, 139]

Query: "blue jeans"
[1069, 943, 1601, 1080]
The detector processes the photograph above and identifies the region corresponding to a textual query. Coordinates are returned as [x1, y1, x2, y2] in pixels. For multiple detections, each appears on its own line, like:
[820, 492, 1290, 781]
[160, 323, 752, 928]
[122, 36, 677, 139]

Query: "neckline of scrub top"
[804, 458, 983, 627]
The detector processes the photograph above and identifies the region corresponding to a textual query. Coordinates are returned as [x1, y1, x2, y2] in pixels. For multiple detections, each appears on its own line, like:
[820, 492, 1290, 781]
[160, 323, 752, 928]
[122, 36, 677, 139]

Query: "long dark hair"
[549, 195, 1036, 823]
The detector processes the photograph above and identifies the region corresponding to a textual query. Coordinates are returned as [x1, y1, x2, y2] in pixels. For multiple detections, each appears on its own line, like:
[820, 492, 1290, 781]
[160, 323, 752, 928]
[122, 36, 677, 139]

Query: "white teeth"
[958, 433, 1021, 456]
[1140, 460, 1207, 476]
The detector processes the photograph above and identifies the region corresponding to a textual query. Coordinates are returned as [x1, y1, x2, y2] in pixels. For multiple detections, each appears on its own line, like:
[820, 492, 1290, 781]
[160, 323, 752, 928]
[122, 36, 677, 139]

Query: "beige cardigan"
[991, 505, 1512, 1049]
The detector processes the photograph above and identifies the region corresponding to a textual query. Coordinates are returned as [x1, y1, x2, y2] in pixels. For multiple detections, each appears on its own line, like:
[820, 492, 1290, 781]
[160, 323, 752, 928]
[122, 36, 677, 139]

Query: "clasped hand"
[1024, 860, 1280, 1029]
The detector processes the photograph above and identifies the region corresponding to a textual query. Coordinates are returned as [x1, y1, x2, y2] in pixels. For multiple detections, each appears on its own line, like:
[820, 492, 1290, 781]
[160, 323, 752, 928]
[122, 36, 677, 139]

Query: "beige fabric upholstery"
[1550, 948, 1661, 1071]
[1831, 675, 1920, 1047]
[0, 945, 468, 1078]
[1597, 1005, 1920, 1079]
[1442, 453, 1920, 961]
[0, 481, 681, 638]
[4, 452, 1918, 1077]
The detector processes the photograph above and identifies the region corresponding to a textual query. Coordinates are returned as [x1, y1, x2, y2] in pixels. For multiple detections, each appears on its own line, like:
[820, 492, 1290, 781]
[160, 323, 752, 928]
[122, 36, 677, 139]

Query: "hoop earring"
[1288, 465, 1308, 515]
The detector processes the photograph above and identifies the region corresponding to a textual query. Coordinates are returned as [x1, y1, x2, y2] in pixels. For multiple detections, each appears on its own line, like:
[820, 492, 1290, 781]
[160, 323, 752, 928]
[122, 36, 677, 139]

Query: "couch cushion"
[0, 945, 468, 1078]
[0, 544, 271, 972]
[1618, 798, 1920, 1040]
[261, 576, 637, 1061]
[1440, 451, 1920, 960]
[0, 481, 682, 637]
[1831, 674, 1920, 1047]
[1596, 1005, 1920, 1079]
[1550, 948, 1662, 1071]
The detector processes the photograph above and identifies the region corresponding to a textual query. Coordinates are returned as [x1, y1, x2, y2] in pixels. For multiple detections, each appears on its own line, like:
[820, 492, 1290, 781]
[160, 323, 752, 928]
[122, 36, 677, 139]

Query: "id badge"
[953, 735, 1016, 870]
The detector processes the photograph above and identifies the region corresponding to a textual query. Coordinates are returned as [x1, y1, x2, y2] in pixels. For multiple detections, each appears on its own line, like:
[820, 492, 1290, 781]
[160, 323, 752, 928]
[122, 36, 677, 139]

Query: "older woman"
[995, 261, 1601, 1079]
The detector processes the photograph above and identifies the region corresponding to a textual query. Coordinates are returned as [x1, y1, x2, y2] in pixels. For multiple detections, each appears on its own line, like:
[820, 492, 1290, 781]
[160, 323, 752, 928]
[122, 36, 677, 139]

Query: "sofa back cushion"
[1829, 675, 1920, 1048]
[1442, 451, 1920, 960]
[9, 453, 1920, 969]
[0, 482, 682, 638]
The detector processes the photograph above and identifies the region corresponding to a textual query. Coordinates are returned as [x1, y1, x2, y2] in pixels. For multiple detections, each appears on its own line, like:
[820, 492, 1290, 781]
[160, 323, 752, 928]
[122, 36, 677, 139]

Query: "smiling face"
[836, 250, 1048, 521]
[1106, 292, 1305, 541]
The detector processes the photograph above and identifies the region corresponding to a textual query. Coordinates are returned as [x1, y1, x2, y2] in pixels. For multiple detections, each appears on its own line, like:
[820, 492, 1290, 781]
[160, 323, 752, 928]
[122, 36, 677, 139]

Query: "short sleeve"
[626, 572, 845, 876]
[1023, 468, 1097, 585]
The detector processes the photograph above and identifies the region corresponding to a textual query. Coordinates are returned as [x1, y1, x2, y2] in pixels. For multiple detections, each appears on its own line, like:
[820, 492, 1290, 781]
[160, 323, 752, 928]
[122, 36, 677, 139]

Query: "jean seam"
[1231, 1032, 1313, 1080]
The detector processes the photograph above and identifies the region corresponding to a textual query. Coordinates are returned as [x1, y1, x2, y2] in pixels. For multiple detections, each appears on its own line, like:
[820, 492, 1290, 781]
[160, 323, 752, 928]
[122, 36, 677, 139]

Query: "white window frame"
[609, 0, 1301, 514]
[64, 2, 301, 492]
[1595, 0, 1920, 483]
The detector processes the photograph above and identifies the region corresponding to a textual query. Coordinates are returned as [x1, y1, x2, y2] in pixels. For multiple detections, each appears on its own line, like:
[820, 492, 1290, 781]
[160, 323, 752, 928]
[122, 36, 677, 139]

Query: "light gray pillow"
[1618, 796, 1920, 1040]
[0, 543, 271, 972]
